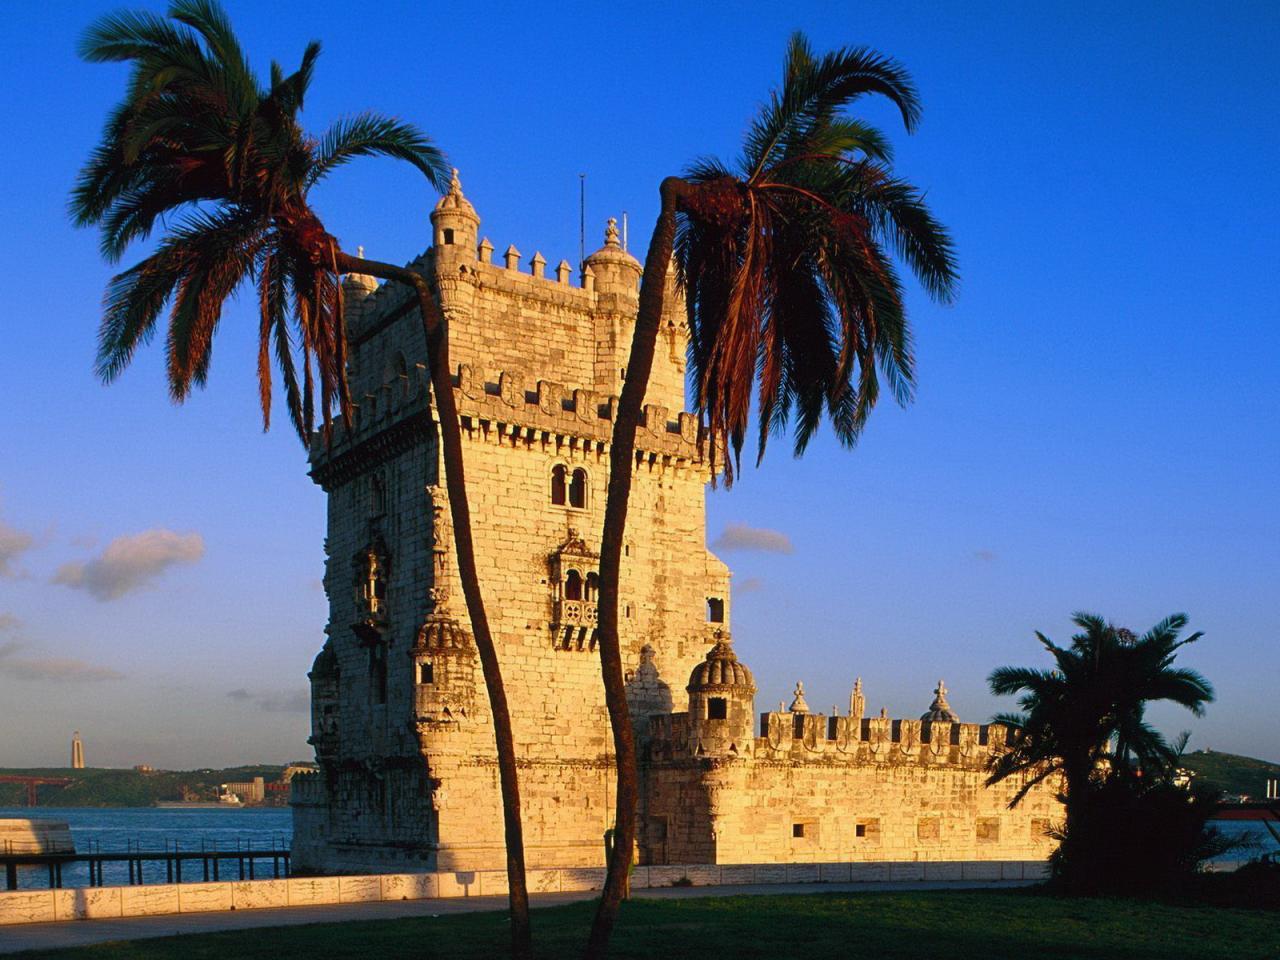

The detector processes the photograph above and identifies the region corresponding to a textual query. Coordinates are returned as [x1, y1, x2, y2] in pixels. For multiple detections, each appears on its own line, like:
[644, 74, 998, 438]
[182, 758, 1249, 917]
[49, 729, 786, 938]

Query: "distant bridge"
[0, 776, 74, 807]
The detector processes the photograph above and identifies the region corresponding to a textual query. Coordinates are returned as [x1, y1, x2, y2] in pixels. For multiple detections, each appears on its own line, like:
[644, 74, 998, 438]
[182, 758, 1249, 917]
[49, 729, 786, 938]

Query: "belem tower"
[290, 173, 1062, 874]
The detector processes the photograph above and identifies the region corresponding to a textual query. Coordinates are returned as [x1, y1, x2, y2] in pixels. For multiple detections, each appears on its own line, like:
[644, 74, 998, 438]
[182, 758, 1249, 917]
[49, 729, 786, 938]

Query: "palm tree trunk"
[584, 177, 691, 960]
[336, 251, 532, 960]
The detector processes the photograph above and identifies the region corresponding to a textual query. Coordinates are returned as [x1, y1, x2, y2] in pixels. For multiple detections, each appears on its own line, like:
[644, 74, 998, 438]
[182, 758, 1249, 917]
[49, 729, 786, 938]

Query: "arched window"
[551, 465, 567, 505]
[565, 569, 583, 600]
[569, 468, 588, 509]
[585, 572, 599, 602]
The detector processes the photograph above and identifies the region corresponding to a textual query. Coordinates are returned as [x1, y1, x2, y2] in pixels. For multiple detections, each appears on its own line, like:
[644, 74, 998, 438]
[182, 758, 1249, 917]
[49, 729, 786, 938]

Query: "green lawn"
[12, 890, 1278, 960]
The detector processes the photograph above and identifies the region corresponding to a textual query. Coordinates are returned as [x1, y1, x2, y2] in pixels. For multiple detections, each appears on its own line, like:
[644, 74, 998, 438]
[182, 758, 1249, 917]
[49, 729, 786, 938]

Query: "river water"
[2, 807, 1274, 890]
[1, 807, 291, 890]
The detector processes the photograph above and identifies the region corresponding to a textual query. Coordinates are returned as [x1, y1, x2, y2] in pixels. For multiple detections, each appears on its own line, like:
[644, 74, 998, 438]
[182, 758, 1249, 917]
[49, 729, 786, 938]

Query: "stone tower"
[292, 175, 729, 874]
[70, 731, 84, 770]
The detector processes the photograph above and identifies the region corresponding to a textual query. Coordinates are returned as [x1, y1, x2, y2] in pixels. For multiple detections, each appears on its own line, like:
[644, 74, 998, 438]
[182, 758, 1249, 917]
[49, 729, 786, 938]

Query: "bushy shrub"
[1049, 779, 1238, 896]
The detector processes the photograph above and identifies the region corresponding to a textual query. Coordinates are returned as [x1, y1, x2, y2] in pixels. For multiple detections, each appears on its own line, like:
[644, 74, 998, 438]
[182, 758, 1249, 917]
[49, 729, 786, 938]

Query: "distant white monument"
[70, 731, 84, 770]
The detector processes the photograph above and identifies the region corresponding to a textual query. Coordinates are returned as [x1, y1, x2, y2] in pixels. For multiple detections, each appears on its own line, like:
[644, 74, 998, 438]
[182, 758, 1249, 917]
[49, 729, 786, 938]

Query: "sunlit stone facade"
[291, 175, 1060, 874]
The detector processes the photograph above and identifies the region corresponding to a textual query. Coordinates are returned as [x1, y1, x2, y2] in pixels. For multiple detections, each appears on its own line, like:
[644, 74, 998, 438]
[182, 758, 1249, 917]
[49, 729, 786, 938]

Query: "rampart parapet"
[309, 363, 707, 489]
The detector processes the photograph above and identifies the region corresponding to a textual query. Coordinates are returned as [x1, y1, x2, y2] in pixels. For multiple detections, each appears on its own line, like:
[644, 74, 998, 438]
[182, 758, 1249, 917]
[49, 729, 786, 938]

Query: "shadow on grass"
[11, 889, 1279, 960]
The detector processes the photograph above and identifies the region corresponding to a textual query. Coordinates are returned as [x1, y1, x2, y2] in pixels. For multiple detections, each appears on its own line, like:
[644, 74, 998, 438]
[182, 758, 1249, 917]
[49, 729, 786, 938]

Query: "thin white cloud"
[973, 549, 998, 563]
[0, 641, 123, 682]
[735, 576, 765, 594]
[0, 518, 34, 577]
[54, 529, 204, 601]
[228, 688, 310, 713]
[712, 523, 794, 554]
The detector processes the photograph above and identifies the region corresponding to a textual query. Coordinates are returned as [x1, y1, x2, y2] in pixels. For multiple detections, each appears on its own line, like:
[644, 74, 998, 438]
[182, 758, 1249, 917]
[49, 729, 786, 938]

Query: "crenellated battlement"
[309, 362, 707, 489]
[647, 707, 1008, 770]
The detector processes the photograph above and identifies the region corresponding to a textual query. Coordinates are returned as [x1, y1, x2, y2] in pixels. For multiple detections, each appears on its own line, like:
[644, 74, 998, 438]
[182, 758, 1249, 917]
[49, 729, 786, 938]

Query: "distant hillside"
[0, 765, 287, 808]
[1180, 750, 1280, 800]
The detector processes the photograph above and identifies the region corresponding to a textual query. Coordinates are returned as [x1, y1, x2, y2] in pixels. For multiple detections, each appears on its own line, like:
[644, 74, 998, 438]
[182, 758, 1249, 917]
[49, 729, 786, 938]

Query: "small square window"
[792, 823, 805, 838]
[419, 662, 434, 685]
[708, 697, 728, 720]
[706, 597, 725, 623]
[855, 823, 866, 838]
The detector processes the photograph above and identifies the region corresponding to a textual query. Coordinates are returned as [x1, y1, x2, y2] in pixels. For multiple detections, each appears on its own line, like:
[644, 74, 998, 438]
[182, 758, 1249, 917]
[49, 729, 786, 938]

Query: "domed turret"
[343, 246, 379, 297]
[430, 169, 480, 260]
[308, 638, 340, 762]
[686, 631, 756, 756]
[341, 246, 379, 332]
[583, 217, 641, 297]
[920, 679, 960, 723]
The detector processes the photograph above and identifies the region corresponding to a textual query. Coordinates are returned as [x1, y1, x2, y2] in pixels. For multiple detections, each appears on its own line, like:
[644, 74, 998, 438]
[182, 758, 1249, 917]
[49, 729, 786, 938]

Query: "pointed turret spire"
[789, 681, 809, 714]
[849, 677, 865, 722]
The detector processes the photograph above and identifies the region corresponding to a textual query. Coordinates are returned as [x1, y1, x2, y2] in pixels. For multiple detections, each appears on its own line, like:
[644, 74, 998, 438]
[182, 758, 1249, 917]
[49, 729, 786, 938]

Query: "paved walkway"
[0, 879, 1030, 954]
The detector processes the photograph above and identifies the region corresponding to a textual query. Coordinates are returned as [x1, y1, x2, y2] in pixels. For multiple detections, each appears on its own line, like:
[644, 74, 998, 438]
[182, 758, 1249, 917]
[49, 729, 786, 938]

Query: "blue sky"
[0, 1, 1276, 769]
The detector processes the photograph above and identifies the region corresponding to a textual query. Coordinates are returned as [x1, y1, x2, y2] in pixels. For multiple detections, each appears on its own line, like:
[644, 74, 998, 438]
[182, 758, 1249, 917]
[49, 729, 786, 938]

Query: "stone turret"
[430, 169, 480, 261]
[308, 638, 340, 764]
[686, 631, 756, 756]
[583, 217, 641, 298]
[412, 486, 476, 726]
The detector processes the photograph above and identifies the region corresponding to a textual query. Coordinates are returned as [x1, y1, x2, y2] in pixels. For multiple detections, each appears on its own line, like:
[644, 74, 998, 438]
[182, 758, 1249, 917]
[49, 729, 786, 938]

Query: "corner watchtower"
[431, 169, 480, 264]
[686, 631, 756, 757]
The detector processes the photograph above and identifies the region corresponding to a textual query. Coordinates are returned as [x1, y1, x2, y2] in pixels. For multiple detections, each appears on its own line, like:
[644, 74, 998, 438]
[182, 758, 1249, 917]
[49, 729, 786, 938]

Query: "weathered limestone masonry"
[291, 173, 1060, 875]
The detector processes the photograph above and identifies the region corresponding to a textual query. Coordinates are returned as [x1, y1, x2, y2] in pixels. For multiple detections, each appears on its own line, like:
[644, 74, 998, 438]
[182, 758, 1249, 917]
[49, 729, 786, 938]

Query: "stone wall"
[0, 860, 1051, 925]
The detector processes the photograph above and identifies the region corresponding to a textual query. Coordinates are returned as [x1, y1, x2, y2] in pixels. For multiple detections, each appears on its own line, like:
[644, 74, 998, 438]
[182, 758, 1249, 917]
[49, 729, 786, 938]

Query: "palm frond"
[308, 112, 450, 191]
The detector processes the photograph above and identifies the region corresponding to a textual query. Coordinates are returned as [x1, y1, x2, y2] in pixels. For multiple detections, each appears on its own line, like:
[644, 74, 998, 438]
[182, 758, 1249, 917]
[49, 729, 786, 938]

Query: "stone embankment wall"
[0, 859, 1050, 925]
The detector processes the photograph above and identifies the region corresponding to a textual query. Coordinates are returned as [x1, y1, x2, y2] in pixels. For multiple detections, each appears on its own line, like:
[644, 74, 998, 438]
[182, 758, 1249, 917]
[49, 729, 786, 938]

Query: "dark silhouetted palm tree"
[587, 32, 958, 957]
[987, 612, 1214, 836]
[71, 3, 531, 954]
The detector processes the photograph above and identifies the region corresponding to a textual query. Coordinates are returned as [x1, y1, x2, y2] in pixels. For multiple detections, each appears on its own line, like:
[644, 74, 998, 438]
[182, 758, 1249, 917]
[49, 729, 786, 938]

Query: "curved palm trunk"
[585, 177, 690, 960]
[336, 251, 532, 960]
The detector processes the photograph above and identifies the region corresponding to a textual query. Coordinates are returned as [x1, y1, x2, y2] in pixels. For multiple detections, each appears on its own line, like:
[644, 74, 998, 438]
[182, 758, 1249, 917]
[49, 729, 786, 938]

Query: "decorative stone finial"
[478, 237, 494, 264]
[431, 167, 478, 224]
[789, 681, 809, 714]
[849, 676, 865, 722]
[921, 680, 960, 723]
[530, 251, 546, 279]
[504, 244, 521, 270]
[880, 707, 889, 719]
[427, 484, 452, 610]
[605, 217, 620, 247]
[357, 245, 365, 259]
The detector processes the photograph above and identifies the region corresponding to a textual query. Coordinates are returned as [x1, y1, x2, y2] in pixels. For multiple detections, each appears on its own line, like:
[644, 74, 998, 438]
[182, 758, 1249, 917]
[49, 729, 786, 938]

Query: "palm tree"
[71, 3, 532, 954]
[987, 612, 1214, 840]
[587, 33, 958, 957]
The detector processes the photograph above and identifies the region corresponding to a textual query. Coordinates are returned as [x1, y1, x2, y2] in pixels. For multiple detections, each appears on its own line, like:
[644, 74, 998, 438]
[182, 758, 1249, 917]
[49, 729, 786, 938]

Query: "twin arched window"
[563, 569, 599, 603]
[551, 465, 588, 508]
